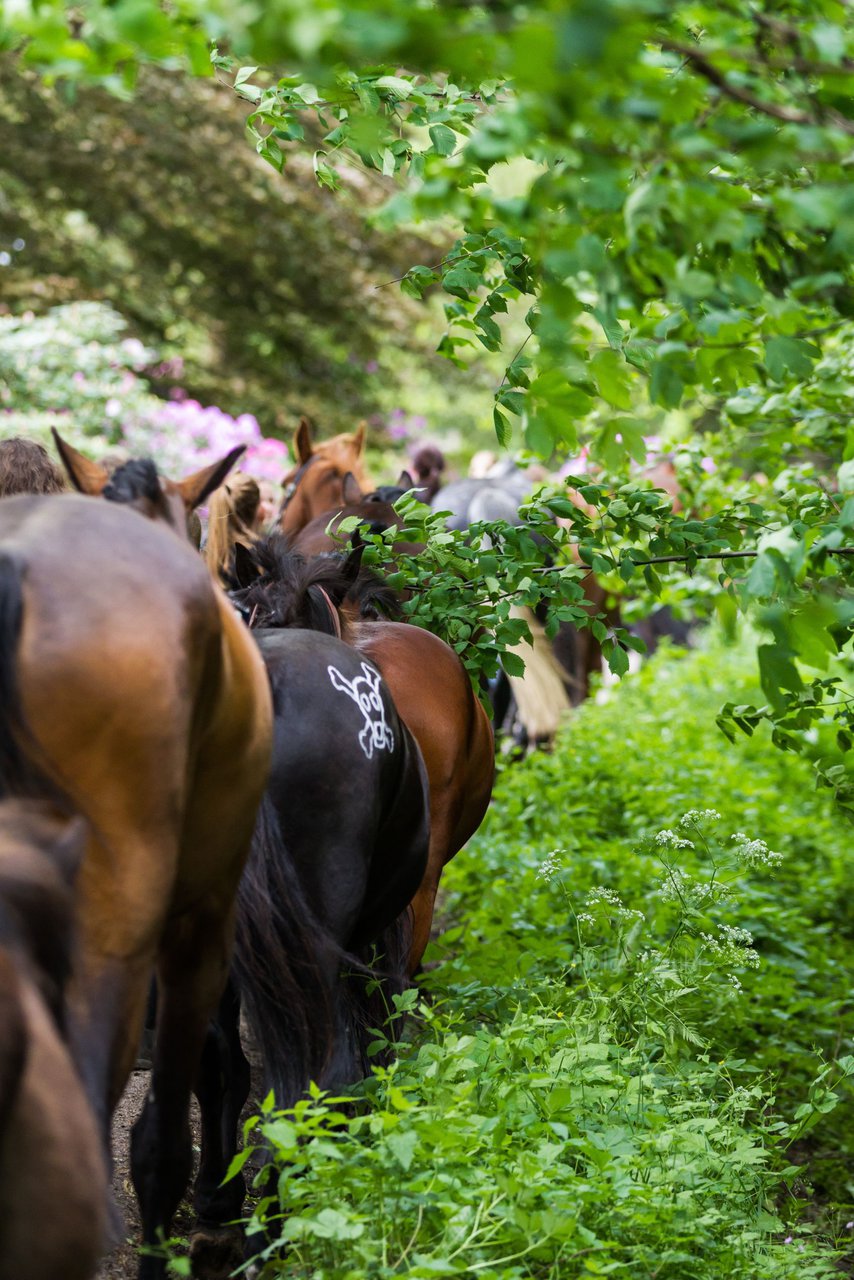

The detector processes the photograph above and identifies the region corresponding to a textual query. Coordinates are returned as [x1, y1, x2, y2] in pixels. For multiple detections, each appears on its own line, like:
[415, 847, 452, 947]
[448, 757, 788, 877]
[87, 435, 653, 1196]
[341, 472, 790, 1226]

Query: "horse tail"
[0, 951, 27, 1139]
[344, 909, 414, 1074]
[232, 794, 334, 1110]
[234, 794, 416, 1103]
[0, 554, 69, 811]
[0, 552, 59, 803]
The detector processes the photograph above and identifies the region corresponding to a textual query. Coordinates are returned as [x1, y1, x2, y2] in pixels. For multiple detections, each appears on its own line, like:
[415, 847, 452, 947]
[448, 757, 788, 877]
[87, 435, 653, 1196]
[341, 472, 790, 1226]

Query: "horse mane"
[102, 458, 162, 505]
[231, 535, 401, 633]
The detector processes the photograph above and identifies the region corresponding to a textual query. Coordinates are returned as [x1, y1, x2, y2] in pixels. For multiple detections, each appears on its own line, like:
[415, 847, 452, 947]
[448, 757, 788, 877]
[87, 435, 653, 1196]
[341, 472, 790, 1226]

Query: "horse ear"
[342, 471, 362, 505]
[352, 421, 367, 454]
[175, 445, 246, 511]
[52, 430, 109, 496]
[397, 470, 414, 490]
[342, 539, 366, 584]
[232, 541, 261, 589]
[295, 417, 313, 464]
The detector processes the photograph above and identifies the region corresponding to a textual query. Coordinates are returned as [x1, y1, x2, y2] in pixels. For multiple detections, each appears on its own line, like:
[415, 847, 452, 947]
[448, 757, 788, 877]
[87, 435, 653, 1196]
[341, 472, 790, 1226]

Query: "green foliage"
[238, 634, 854, 1277]
[6, 3, 854, 783]
[0, 64, 461, 431]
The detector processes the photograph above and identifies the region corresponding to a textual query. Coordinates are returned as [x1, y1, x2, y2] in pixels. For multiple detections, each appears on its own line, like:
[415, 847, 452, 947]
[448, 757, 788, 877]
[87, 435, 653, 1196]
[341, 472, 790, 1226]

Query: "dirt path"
[96, 1036, 263, 1279]
[96, 1069, 201, 1280]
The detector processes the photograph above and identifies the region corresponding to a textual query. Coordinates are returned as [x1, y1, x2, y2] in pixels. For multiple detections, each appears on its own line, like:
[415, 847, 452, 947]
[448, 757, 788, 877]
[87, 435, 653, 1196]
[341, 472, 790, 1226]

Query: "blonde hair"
[204, 472, 261, 583]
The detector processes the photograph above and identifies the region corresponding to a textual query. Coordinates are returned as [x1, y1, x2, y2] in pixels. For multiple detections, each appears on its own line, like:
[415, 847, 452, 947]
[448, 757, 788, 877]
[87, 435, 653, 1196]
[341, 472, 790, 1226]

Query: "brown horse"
[352, 619, 493, 969]
[291, 470, 416, 558]
[0, 801, 106, 1280]
[0, 435, 273, 1280]
[279, 417, 374, 538]
[232, 539, 494, 972]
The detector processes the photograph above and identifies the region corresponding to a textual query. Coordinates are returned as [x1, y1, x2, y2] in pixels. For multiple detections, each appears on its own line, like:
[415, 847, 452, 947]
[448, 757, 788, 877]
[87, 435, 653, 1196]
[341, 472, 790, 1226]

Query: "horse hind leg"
[130, 900, 235, 1280]
[190, 979, 251, 1280]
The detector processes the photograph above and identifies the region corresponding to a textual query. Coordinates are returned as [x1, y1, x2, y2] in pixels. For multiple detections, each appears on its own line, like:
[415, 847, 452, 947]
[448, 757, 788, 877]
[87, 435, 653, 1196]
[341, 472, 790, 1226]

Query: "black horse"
[191, 627, 430, 1273]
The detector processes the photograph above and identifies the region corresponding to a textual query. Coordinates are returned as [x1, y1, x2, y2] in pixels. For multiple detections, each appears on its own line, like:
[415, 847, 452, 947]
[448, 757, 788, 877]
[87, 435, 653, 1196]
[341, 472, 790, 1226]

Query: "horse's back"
[255, 628, 429, 938]
[349, 619, 493, 969]
[352, 620, 493, 804]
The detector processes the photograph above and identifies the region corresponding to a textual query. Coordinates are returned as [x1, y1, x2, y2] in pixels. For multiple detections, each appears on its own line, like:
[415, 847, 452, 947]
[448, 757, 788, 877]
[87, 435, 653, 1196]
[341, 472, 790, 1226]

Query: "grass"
[240, 628, 854, 1278]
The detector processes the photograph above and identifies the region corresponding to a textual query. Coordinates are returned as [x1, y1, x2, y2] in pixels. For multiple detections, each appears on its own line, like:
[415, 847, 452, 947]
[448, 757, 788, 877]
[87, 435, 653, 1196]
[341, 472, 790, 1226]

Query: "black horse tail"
[233, 796, 416, 1107]
[232, 794, 335, 1110]
[343, 908, 414, 1075]
[0, 552, 62, 804]
[0, 953, 26, 1140]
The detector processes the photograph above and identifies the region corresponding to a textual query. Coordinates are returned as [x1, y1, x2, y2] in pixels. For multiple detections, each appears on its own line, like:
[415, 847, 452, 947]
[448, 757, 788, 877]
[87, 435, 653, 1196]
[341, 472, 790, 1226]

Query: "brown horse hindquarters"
[0, 496, 272, 1275]
[351, 620, 494, 970]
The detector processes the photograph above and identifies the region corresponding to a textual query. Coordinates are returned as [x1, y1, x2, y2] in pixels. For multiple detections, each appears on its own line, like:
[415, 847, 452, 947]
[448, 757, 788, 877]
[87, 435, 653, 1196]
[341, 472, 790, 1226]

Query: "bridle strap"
[279, 453, 320, 515]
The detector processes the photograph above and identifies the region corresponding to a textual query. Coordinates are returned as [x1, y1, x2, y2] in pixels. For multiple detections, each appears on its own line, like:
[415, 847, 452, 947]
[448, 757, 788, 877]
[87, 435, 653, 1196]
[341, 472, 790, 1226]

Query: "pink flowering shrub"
[122, 399, 289, 484]
[0, 303, 290, 485]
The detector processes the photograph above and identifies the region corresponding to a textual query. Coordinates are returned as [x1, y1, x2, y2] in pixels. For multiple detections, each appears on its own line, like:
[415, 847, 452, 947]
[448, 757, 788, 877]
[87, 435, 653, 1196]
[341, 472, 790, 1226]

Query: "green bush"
[238, 631, 854, 1279]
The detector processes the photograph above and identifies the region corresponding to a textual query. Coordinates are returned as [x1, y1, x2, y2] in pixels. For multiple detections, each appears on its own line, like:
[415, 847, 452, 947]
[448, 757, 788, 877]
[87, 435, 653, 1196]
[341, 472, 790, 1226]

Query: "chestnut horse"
[232, 538, 495, 972]
[0, 802, 106, 1280]
[290, 470, 416, 558]
[0, 435, 273, 1280]
[279, 417, 374, 538]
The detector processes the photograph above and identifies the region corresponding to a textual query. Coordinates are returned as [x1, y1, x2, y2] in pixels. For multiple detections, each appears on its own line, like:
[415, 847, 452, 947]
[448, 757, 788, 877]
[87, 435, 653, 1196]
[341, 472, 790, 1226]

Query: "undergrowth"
[237, 630, 854, 1279]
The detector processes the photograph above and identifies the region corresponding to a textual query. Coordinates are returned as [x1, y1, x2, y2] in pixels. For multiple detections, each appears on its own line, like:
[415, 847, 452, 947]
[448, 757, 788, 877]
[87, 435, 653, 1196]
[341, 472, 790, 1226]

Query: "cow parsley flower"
[655, 829, 695, 849]
[678, 809, 722, 827]
[730, 833, 783, 869]
[537, 850, 564, 882]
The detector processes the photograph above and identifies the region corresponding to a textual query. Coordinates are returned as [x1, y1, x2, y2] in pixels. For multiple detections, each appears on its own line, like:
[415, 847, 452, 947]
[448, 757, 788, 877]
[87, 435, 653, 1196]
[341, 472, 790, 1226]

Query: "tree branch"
[584, 547, 854, 569]
[660, 39, 854, 135]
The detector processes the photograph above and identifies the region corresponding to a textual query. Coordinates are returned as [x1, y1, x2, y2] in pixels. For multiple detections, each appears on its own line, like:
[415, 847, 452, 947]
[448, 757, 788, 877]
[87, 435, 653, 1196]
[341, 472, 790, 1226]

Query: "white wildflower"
[700, 924, 760, 969]
[655, 829, 695, 849]
[730, 833, 783, 869]
[678, 809, 722, 828]
[586, 886, 643, 921]
[537, 850, 564, 882]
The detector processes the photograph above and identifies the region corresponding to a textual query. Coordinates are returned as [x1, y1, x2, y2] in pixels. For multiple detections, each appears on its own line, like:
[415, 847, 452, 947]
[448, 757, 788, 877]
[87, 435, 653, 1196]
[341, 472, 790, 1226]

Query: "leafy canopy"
[4, 0, 854, 785]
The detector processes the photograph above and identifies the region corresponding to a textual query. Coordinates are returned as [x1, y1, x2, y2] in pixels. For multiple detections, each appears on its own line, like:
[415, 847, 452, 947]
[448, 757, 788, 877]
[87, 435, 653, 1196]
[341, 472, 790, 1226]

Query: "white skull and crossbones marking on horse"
[327, 662, 395, 759]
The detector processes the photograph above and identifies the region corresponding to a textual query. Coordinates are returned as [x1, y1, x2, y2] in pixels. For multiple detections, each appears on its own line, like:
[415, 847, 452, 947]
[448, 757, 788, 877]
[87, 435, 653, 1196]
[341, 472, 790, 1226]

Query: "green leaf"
[590, 349, 632, 410]
[386, 1129, 418, 1171]
[429, 124, 457, 156]
[374, 75, 413, 98]
[493, 405, 512, 446]
[606, 643, 629, 677]
[757, 644, 803, 712]
[502, 651, 526, 677]
[764, 336, 819, 383]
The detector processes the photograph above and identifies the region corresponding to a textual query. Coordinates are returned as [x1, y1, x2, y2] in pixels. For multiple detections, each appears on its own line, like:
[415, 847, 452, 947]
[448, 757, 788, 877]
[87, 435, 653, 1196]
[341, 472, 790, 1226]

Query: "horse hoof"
[189, 1226, 244, 1280]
